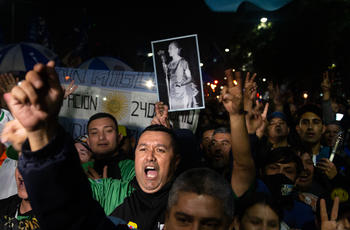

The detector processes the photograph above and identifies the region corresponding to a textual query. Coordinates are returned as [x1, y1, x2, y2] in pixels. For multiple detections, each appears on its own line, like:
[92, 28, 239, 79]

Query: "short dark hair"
[235, 192, 283, 222]
[262, 146, 303, 177]
[87, 112, 118, 130]
[139, 124, 180, 156]
[296, 103, 323, 124]
[167, 167, 235, 221]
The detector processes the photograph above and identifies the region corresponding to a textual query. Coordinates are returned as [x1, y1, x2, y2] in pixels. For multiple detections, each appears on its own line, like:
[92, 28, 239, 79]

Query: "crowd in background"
[0, 60, 350, 230]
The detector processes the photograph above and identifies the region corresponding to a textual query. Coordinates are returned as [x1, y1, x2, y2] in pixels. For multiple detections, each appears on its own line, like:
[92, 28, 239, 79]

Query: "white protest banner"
[56, 67, 200, 139]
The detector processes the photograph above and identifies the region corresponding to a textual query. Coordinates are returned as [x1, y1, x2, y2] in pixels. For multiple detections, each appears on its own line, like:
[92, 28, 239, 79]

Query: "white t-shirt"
[0, 157, 17, 199]
[0, 108, 14, 147]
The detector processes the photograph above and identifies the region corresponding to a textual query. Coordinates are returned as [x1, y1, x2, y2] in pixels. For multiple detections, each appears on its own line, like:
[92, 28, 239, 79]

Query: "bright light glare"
[262, 78, 266, 82]
[303, 93, 308, 99]
[145, 80, 154, 88]
[147, 53, 153, 57]
[336, 113, 344, 121]
[200, 63, 204, 67]
[225, 48, 230, 52]
[103, 97, 107, 101]
[260, 17, 268, 23]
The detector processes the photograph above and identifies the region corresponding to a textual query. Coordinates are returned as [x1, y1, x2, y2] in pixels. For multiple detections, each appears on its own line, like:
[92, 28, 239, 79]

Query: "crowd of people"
[0, 61, 350, 230]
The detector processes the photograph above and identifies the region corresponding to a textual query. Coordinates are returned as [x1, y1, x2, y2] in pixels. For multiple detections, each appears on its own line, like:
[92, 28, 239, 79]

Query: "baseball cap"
[267, 111, 287, 122]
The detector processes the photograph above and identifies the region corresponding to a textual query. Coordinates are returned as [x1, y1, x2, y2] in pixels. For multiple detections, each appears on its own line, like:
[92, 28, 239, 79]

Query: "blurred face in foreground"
[165, 191, 231, 230]
[238, 203, 279, 230]
[135, 130, 178, 193]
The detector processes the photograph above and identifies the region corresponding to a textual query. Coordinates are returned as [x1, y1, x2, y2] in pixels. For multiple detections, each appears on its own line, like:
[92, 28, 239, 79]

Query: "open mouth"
[144, 166, 158, 179]
[298, 173, 311, 182]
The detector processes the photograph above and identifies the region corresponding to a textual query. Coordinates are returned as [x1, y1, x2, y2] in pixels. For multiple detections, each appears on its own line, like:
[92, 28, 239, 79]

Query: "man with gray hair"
[164, 167, 234, 230]
[204, 126, 233, 180]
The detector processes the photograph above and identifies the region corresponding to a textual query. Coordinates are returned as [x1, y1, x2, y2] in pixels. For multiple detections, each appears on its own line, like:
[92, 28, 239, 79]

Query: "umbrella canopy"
[0, 42, 59, 73]
[204, 0, 293, 12]
[78, 56, 134, 71]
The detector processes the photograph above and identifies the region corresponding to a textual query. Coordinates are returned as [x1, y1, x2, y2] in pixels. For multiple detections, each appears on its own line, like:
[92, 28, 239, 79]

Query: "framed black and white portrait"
[151, 34, 205, 112]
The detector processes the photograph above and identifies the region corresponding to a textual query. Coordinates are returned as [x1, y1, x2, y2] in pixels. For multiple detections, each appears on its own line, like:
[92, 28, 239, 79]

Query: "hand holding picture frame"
[151, 34, 205, 112]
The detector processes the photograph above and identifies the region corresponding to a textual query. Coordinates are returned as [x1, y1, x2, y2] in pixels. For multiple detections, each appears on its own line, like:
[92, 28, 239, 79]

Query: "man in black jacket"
[3, 63, 253, 229]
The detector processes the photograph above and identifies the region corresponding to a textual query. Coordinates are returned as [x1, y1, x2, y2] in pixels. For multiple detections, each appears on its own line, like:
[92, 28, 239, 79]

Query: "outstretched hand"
[63, 79, 78, 99]
[1, 119, 27, 152]
[151, 101, 171, 128]
[243, 72, 257, 113]
[3, 61, 64, 151]
[4, 61, 63, 133]
[219, 69, 244, 116]
[245, 100, 269, 137]
[320, 197, 340, 230]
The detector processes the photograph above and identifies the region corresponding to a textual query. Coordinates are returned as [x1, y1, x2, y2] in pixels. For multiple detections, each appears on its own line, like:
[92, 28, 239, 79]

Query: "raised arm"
[4, 61, 118, 230]
[220, 69, 255, 197]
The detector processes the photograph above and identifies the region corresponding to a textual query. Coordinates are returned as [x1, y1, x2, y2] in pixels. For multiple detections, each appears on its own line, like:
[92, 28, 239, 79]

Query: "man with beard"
[204, 126, 232, 180]
[86, 112, 134, 180]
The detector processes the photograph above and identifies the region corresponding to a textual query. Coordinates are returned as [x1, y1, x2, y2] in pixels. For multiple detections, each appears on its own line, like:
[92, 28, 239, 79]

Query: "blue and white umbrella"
[79, 56, 134, 71]
[0, 42, 59, 73]
[204, 0, 293, 12]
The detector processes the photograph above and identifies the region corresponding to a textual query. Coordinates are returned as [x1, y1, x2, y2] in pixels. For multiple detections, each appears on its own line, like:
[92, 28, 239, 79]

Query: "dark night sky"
[1, 0, 349, 99]
[0, 0, 266, 71]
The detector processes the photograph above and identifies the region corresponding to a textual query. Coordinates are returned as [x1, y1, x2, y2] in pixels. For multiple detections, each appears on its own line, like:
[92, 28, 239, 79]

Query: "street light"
[260, 17, 268, 23]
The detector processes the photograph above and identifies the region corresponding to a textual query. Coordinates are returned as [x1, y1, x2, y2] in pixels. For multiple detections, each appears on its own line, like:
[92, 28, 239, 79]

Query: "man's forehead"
[270, 117, 286, 123]
[300, 112, 322, 120]
[138, 130, 172, 144]
[173, 192, 224, 215]
[213, 132, 230, 140]
[270, 161, 296, 168]
[203, 129, 214, 137]
[88, 117, 116, 127]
